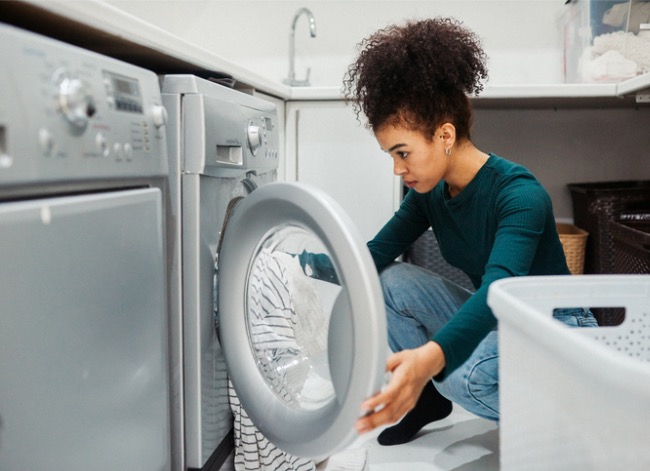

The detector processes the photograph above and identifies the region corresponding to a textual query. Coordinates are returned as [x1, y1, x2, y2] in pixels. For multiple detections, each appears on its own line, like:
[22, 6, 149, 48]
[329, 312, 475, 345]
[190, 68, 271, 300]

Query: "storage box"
[610, 218, 650, 273]
[568, 180, 650, 274]
[488, 275, 650, 471]
[563, 0, 650, 83]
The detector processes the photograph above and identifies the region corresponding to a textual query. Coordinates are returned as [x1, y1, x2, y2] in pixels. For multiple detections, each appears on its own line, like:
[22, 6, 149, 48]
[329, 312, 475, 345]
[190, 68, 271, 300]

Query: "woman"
[344, 18, 597, 446]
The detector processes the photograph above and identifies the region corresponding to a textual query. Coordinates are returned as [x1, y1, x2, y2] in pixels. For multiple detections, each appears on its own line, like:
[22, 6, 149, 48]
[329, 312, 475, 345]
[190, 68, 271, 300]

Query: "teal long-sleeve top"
[367, 154, 570, 378]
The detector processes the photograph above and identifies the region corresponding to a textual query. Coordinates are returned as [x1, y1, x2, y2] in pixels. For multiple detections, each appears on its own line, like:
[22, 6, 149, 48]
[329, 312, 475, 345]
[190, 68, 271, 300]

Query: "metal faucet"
[283, 8, 317, 87]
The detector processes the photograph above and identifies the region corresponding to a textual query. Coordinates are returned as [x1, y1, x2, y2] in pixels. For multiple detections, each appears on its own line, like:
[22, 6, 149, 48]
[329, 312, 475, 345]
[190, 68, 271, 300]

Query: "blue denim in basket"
[553, 307, 599, 328]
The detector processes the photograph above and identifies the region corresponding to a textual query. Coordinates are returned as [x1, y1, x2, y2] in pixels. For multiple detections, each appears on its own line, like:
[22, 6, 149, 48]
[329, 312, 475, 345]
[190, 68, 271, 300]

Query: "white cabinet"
[286, 101, 401, 241]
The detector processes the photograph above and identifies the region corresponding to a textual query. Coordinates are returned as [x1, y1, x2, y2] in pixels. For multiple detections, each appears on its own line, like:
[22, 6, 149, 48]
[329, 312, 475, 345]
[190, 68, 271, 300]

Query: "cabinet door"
[218, 182, 387, 460]
[287, 101, 400, 241]
[0, 189, 170, 471]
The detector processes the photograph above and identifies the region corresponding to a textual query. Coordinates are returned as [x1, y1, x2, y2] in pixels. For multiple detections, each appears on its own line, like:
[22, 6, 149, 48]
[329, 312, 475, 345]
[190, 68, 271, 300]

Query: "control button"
[38, 128, 54, 155]
[95, 133, 109, 157]
[151, 105, 168, 129]
[0, 154, 13, 169]
[113, 142, 124, 160]
[124, 143, 133, 160]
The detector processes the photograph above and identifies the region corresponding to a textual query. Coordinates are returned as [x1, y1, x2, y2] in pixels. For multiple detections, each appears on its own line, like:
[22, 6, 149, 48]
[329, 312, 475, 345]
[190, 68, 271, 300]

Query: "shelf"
[288, 83, 647, 108]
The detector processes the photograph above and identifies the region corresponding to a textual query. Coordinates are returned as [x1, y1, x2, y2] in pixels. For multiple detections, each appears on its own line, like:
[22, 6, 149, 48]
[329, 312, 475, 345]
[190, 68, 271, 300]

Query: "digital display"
[104, 71, 143, 114]
[114, 77, 136, 95]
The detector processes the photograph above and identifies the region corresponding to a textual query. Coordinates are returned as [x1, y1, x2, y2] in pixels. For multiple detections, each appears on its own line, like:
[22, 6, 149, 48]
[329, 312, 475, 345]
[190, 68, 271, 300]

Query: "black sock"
[377, 381, 452, 446]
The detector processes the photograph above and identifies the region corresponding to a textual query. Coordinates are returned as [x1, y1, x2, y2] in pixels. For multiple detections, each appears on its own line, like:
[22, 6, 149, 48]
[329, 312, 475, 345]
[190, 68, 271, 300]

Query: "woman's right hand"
[355, 340, 445, 434]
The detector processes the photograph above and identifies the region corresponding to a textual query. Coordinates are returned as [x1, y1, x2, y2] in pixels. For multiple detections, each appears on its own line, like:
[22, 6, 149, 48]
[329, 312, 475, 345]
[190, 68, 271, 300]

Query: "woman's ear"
[439, 122, 456, 147]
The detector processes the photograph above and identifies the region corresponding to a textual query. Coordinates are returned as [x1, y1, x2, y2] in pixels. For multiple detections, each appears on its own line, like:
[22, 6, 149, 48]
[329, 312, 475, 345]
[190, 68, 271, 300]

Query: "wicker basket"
[556, 223, 588, 275]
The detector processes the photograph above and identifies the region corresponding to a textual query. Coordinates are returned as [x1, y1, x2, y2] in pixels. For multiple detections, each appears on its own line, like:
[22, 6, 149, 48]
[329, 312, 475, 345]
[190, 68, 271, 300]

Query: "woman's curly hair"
[343, 17, 488, 140]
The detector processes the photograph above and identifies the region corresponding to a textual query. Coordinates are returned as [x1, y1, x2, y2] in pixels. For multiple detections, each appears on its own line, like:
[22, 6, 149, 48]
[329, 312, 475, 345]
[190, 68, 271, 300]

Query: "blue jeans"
[380, 262, 598, 422]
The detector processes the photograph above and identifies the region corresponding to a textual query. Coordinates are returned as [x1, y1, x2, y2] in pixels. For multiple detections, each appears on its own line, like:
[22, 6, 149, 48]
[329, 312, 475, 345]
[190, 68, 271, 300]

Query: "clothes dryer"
[0, 23, 171, 470]
[162, 75, 388, 470]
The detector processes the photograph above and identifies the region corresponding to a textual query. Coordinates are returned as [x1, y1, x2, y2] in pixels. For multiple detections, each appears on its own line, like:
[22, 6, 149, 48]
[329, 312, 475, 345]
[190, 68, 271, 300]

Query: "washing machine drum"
[218, 182, 387, 460]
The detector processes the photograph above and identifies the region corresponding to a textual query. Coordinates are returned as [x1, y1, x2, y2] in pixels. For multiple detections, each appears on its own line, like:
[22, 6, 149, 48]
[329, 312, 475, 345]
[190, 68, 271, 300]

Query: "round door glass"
[246, 224, 340, 412]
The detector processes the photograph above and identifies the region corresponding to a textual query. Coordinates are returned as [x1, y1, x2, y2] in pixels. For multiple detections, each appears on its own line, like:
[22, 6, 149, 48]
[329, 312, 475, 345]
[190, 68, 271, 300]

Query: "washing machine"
[162, 75, 280, 469]
[162, 74, 389, 469]
[0, 24, 171, 470]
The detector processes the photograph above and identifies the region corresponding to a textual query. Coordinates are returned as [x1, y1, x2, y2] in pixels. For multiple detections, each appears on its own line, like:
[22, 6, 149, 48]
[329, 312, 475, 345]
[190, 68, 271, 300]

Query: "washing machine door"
[218, 181, 387, 459]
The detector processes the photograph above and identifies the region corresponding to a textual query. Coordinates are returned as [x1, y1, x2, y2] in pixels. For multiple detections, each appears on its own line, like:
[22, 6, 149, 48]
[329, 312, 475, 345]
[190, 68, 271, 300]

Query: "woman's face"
[375, 124, 447, 194]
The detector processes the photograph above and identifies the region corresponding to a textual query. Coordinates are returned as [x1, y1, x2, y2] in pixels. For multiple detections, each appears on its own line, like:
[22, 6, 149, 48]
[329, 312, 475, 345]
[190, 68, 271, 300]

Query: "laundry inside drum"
[245, 224, 341, 411]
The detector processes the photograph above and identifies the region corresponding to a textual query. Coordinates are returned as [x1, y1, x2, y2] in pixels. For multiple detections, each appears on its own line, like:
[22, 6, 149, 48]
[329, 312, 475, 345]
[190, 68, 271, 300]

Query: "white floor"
[344, 407, 499, 471]
[222, 407, 499, 471]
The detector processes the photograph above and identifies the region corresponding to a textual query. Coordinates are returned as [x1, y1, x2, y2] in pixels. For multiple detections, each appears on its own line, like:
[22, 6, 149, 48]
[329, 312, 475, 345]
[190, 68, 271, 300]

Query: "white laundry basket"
[487, 275, 650, 471]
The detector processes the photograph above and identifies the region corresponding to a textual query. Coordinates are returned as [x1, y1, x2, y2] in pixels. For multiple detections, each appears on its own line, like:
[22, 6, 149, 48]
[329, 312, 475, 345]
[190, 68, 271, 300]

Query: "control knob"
[247, 123, 263, 155]
[53, 69, 96, 132]
[151, 104, 168, 129]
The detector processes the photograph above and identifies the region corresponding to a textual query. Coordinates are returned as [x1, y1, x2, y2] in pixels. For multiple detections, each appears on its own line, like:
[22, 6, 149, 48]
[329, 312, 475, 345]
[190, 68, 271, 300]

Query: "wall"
[472, 102, 650, 218]
[107, 0, 567, 86]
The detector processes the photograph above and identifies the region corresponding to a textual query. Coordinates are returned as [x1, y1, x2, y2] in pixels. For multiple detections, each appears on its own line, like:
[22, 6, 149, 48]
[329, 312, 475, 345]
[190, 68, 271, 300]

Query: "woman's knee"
[467, 357, 499, 409]
[379, 262, 410, 287]
[379, 263, 417, 303]
[435, 332, 500, 421]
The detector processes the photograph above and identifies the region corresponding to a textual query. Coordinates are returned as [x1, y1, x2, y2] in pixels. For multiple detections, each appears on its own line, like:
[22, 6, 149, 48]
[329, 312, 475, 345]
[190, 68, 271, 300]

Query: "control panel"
[162, 74, 279, 178]
[0, 23, 168, 185]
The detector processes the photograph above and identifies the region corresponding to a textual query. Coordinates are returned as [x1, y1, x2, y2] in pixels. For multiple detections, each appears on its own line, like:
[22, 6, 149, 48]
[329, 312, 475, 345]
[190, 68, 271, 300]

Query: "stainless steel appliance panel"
[0, 23, 171, 470]
[0, 189, 169, 470]
[0, 24, 168, 185]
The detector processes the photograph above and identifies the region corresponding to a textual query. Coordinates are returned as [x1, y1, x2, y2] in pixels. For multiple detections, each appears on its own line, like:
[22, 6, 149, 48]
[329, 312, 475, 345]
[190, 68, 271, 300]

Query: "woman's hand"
[355, 341, 446, 434]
